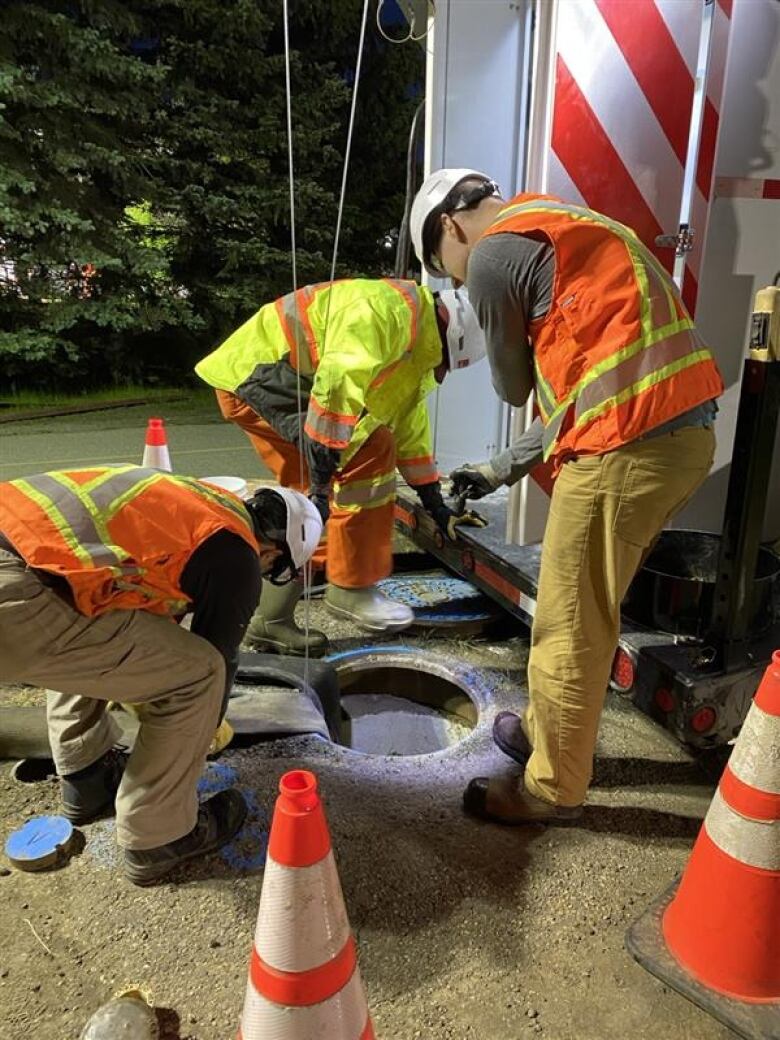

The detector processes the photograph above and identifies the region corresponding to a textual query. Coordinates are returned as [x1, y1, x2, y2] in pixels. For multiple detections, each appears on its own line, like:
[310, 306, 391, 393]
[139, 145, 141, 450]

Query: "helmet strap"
[434, 296, 451, 370]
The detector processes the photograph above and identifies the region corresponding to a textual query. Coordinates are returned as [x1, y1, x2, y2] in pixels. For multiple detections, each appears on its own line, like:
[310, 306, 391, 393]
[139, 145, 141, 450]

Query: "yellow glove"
[433, 505, 488, 541]
[111, 703, 233, 757]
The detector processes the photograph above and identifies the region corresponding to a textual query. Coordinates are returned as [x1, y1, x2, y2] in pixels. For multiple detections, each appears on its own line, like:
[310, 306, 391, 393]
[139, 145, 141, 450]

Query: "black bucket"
[624, 530, 780, 638]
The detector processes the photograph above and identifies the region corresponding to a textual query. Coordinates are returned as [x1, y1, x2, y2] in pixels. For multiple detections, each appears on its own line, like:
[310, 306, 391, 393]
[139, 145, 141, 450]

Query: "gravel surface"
[0, 603, 735, 1040]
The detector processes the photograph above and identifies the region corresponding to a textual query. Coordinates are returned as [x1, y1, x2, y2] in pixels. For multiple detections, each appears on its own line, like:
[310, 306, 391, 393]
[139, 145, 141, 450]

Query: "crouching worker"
[195, 278, 487, 653]
[0, 465, 321, 885]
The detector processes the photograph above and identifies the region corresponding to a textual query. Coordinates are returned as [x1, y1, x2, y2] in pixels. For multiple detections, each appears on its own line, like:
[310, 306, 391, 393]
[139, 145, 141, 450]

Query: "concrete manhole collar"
[327, 646, 491, 758]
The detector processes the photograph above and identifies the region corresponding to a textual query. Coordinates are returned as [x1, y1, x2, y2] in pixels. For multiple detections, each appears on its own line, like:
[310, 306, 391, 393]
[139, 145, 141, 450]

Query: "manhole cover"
[377, 573, 500, 633]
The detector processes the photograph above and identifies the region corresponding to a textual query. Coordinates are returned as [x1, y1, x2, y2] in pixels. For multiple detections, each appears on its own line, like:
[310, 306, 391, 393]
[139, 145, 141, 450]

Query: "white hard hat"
[410, 168, 500, 277]
[267, 487, 323, 569]
[437, 288, 486, 370]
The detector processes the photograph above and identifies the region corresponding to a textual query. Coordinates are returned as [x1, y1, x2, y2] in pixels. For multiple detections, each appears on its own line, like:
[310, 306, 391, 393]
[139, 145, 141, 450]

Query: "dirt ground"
[0, 596, 738, 1040]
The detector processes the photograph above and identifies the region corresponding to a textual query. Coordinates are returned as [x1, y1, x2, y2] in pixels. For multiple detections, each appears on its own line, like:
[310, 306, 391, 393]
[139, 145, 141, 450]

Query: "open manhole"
[329, 648, 481, 756]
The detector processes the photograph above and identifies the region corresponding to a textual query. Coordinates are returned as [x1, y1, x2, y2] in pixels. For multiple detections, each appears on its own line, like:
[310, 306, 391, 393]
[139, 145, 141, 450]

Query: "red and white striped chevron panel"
[549, 0, 733, 315]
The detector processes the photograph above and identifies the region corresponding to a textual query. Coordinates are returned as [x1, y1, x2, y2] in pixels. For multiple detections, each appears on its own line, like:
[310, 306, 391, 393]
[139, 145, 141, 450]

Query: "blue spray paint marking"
[86, 818, 119, 869]
[86, 762, 267, 873]
[326, 644, 418, 663]
[197, 761, 239, 798]
[219, 786, 269, 872]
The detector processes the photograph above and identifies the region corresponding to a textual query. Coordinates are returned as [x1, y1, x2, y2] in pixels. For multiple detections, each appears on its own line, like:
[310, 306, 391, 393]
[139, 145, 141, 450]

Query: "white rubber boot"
[324, 584, 414, 633]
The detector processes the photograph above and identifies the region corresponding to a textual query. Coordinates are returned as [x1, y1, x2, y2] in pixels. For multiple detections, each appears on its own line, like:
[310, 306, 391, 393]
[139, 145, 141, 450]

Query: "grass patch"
[0, 385, 192, 409]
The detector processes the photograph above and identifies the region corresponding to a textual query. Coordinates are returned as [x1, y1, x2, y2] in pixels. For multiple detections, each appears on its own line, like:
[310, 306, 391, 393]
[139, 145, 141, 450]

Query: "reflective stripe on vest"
[276, 285, 319, 376]
[493, 199, 712, 461]
[533, 363, 557, 423]
[277, 279, 421, 383]
[15, 473, 130, 571]
[383, 279, 420, 349]
[333, 471, 397, 510]
[397, 454, 438, 485]
[11, 467, 252, 577]
[368, 280, 423, 392]
[304, 398, 359, 449]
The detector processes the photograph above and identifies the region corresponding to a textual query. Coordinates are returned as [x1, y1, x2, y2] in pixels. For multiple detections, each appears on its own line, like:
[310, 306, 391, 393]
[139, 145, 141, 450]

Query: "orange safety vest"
[0, 465, 258, 618]
[481, 194, 724, 472]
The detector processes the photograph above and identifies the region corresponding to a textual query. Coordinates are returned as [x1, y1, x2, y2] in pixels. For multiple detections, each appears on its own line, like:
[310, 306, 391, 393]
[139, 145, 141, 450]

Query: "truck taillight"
[655, 687, 676, 712]
[611, 647, 636, 692]
[690, 705, 717, 734]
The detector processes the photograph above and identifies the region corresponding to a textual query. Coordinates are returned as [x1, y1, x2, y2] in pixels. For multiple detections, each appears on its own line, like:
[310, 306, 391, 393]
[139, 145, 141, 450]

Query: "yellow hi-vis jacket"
[195, 279, 442, 486]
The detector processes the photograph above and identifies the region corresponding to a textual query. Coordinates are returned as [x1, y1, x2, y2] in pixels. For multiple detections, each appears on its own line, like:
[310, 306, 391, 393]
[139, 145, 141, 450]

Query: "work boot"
[492, 711, 533, 766]
[245, 580, 328, 656]
[123, 789, 248, 886]
[463, 774, 583, 825]
[60, 748, 128, 825]
[324, 583, 414, 633]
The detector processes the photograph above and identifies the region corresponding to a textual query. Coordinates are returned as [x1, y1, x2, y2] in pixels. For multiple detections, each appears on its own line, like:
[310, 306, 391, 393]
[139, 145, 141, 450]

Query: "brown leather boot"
[492, 711, 533, 765]
[463, 774, 583, 825]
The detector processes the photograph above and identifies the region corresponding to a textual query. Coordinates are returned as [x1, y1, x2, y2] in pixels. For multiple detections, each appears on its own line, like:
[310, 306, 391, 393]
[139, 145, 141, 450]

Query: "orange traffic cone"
[627, 650, 780, 1039]
[141, 417, 172, 471]
[237, 770, 375, 1040]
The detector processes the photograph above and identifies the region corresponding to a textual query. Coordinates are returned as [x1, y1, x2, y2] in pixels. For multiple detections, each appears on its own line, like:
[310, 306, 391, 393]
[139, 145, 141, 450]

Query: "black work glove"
[416, 481, 488, 541]
[309, 492, 330, 525]
[449, 461, 502, 504]
[303, 433, 340, 493]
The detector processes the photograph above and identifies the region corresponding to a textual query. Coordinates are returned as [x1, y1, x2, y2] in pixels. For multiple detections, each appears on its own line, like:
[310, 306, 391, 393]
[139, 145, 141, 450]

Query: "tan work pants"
[0, 549, 224, 849]
[524, 427, 716, 807]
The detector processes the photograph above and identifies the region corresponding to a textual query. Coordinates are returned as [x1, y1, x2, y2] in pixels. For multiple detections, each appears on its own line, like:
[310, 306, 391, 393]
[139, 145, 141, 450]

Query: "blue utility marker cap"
[5, 815, 75, 872]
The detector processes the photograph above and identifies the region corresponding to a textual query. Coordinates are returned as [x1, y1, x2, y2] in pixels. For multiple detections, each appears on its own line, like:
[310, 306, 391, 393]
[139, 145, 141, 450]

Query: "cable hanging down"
[376, 0, 432, 44]
[280, 0, 372, 672]
[281, 0, 314, 674]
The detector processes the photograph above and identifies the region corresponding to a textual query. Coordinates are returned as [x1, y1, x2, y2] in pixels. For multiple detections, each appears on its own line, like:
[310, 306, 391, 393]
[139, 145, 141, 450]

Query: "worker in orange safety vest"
[0, 465, 321, 884]
[196, 278, 488, 654]
[411, 169, 724, 825]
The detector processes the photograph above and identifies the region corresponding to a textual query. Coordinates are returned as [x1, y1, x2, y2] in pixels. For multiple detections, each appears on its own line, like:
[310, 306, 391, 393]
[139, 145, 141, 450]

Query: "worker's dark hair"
[422, 176, 500, 268]
[245, 488, 287, 546]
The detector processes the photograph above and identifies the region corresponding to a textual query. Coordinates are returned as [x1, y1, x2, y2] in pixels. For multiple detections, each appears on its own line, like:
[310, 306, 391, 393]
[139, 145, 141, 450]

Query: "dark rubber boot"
[60, 748, 128, 825]
[123, 789, 248, 886]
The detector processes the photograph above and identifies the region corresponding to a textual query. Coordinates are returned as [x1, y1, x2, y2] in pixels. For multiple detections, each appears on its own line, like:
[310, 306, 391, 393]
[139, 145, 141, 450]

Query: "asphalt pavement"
[0, 392, 272, 482]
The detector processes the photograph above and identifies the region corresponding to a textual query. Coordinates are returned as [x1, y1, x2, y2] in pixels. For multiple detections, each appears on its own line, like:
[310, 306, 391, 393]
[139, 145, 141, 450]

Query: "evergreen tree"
[0, 1, 193, 388]
[0, 0, 424, 389]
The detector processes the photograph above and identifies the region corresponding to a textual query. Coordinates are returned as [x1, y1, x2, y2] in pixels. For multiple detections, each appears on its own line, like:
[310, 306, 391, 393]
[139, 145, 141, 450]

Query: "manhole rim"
[327, 644, 493, 759]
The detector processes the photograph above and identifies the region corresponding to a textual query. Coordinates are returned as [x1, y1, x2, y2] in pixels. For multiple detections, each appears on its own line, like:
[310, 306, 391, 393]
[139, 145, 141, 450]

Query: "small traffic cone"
[627, 650, 780, 1039]
[141, 417, 172, 471]
[237, 770, 375, 1040]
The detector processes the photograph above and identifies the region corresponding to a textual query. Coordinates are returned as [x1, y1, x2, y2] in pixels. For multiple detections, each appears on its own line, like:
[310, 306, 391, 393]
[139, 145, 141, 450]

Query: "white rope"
[319, 0, 371, 369]
[281, 0, 373, 682]
[282, 0, 313, 678]
[328, 0, 371, 287]
[376, 0, 431, 44]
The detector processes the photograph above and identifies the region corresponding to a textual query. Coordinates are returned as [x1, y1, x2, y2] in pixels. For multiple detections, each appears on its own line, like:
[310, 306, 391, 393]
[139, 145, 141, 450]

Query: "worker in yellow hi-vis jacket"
[196, 278, 487, 653]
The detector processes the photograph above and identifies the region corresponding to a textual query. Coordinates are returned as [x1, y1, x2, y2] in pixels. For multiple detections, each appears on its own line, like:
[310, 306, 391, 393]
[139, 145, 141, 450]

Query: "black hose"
[395, 99, 426, 278]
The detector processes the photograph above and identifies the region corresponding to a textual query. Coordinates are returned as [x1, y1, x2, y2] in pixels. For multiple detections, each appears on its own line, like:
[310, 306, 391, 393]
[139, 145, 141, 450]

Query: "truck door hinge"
[655, 223, 695, 257]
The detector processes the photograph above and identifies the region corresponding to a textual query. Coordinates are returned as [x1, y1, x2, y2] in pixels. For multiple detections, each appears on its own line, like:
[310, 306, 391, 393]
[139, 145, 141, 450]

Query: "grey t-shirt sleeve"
[489, 416, 544, 486]
[466, 233, 555, 408]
